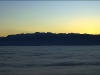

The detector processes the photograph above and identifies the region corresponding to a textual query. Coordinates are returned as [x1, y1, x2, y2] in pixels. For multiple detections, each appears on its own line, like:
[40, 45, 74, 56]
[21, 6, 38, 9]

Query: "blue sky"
[0, 1, 100, 36]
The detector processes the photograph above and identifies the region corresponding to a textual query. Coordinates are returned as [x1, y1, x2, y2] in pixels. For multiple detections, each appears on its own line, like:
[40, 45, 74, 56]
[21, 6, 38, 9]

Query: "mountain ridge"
[0, 32, 100, 46]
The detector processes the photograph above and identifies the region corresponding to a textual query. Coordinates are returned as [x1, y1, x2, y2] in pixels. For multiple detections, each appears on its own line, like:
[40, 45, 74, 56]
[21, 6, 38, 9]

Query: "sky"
[0, 1, 100, 36]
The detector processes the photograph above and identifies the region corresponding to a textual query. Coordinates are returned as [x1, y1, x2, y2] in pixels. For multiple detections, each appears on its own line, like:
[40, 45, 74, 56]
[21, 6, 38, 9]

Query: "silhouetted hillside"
[0, 32, 100, 46]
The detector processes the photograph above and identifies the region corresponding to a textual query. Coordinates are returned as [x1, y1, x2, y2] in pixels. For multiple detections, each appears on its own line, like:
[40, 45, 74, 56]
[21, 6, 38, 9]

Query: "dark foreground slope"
[0, 32, 100, 46]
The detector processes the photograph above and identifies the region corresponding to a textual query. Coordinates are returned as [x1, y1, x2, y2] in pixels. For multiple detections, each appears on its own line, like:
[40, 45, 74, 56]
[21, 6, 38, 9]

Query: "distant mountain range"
[0, 32, 100, 46]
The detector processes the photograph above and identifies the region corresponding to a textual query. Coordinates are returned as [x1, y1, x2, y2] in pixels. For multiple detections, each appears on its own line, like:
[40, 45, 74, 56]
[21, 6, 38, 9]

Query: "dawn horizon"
[0, 1, 100, 36]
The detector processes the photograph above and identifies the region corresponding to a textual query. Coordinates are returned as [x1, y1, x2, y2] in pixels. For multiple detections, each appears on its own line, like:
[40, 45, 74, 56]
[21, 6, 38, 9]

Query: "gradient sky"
[0, 1, 100, 36]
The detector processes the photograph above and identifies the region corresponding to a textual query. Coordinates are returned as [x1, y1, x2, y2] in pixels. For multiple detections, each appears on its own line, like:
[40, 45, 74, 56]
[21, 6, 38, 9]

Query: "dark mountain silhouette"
[0, 32, 100, 46]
